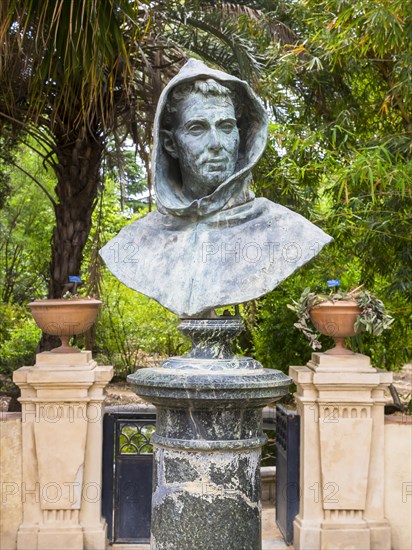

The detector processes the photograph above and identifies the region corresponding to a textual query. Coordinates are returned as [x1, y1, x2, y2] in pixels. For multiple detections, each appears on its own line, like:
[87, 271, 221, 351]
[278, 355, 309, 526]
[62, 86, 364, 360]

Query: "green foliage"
[249, 0, 412, 372]
[0, 134, 18, 209]
[0, 145, 55, 303]
[95, 275, 190, 377]
[287, 286, 394, 351]
[354, 291, 394, 336]
[0, 304, 40, 374]
[119, 424, 155, 454]
[103, 147, 148, 213]
[0, 0, 141, 131]
[0, 303, 20, 341]
[252, 286, 313, 374]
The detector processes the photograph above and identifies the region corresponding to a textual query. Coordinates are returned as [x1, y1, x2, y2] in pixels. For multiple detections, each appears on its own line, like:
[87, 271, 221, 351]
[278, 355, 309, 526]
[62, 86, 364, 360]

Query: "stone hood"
[153, 58, 268, 218]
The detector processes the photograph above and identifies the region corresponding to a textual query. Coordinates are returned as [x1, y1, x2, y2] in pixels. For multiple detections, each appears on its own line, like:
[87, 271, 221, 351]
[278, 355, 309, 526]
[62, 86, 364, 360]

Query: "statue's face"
[165, 90, 239, 199]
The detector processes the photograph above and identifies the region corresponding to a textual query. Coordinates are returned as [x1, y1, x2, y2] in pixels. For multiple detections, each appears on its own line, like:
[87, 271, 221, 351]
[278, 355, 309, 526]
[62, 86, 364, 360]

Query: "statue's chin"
[204, 176, 225, 194]
[184, 172, 233, 200]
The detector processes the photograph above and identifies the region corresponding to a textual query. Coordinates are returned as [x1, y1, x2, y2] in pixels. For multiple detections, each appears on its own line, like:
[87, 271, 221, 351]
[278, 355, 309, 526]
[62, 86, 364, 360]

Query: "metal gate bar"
[275, 404, 300, 545]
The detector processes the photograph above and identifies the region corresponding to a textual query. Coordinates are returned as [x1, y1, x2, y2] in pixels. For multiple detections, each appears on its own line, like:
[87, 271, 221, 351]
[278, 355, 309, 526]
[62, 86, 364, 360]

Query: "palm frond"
[0, 0, 142, 132]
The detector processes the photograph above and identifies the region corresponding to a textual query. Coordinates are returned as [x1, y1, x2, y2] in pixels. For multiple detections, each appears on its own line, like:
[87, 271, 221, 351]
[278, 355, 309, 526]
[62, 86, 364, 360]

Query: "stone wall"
[384, 416, 412, 550]
[0, 412, 23, 550]
[261, 466, 276, 503]
[1, 393, 411, 549]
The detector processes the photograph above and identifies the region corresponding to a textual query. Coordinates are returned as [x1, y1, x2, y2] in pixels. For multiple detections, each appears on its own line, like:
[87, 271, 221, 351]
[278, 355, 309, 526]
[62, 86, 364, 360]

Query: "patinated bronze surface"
[100, 59, 332, 317]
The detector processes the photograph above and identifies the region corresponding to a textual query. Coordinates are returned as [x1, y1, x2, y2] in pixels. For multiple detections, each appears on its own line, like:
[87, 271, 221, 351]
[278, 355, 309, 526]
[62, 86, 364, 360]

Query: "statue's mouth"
[206, 158, 226, 163]
[205, 158, 227, 171]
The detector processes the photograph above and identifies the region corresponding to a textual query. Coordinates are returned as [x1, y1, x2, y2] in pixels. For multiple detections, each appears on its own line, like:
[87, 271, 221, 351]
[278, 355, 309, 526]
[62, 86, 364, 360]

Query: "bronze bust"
[100, 59, 332, 317]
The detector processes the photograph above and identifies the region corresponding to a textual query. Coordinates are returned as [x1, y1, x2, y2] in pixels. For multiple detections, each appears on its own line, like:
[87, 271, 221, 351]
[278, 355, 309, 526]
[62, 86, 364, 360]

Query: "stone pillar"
[13, 351, 112, 550]
[128, 318, 290, 550]
[291, 352, 392, 550]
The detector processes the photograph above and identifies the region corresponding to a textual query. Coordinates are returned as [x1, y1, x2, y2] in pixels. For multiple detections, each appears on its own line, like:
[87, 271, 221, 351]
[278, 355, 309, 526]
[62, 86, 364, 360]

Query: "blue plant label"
[69, 276, 83, 283]
[327, 279, 340, 287]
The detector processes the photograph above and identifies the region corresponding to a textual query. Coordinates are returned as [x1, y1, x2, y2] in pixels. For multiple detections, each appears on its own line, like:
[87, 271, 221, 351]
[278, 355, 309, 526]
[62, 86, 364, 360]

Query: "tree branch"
[1, 156, 57, 207]
[0, 110, 57, 152]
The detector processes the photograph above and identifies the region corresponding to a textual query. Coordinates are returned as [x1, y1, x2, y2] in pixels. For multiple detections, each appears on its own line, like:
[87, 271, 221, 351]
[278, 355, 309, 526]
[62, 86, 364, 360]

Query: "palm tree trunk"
[40, 129, 104, 351]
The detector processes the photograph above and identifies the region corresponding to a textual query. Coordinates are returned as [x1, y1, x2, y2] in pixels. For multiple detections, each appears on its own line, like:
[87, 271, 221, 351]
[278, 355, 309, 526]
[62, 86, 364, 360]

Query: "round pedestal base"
[128, 366, 290, 550]
[128, 318, 291, 549]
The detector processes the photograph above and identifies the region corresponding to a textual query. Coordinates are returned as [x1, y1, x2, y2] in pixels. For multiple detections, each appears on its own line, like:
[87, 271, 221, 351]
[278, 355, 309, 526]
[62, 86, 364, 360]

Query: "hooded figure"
[100, 59, 332, 317]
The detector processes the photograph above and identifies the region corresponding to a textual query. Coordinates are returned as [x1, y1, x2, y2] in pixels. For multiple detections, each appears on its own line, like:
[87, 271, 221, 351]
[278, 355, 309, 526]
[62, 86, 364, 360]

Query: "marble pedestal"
[13, 351, 113, 550]
[128, 318, 291, 550]
[291, 352, 392, 550]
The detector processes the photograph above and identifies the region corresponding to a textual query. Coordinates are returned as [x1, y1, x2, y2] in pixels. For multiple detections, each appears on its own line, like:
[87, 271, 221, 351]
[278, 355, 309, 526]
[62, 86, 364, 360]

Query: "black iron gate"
[275, 404, 300, 545]
[102, 408, 156, 544]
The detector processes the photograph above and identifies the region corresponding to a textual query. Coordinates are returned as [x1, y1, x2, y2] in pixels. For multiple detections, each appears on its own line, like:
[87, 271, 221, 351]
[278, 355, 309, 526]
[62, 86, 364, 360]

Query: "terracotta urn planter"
[28, 298, 102, 353]
[309, 300, 361, 355]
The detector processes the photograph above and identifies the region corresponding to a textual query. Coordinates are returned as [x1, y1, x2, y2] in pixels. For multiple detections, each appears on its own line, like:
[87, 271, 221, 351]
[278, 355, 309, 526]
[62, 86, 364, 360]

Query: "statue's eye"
[219, 121, 236, 133]
[186, 122, 206, 135]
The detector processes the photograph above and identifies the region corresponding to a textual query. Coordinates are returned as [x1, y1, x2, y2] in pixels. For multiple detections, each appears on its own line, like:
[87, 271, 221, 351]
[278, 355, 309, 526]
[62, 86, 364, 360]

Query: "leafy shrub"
[95, 274, 190, 377]
[0, 304, 40, 375]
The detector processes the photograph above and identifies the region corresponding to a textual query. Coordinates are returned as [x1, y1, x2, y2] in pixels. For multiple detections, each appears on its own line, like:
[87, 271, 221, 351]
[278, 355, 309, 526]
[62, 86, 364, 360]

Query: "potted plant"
[288, 282, 394, 355]
[28, 277, 102, 353]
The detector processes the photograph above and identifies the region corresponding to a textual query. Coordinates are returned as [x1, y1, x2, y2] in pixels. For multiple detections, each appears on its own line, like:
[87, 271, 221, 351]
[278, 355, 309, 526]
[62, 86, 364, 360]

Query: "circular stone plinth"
[128, 366, 291, 408]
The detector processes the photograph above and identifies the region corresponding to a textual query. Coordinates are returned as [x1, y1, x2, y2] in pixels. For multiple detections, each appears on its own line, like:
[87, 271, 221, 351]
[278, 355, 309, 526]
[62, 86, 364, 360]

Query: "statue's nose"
[208, 127, 223, 150]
